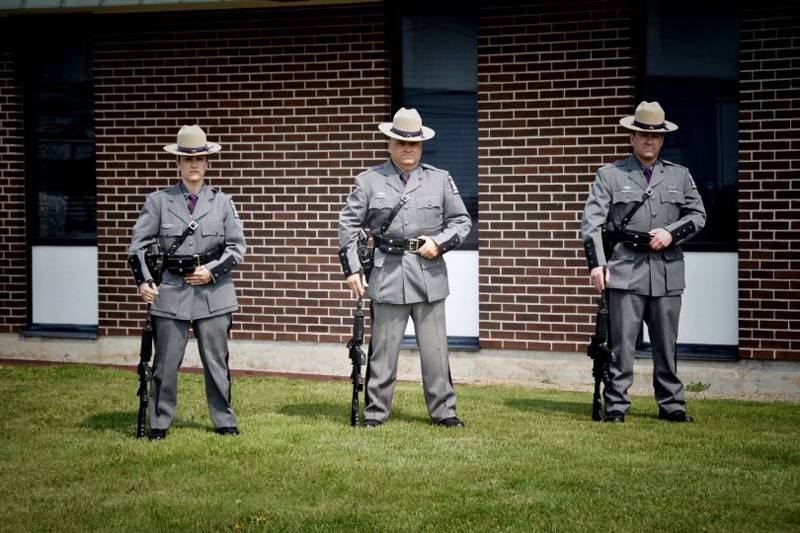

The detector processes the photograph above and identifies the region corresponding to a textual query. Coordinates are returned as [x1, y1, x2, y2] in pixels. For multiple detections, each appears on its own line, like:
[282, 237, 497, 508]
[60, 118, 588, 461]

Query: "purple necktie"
[188, 193, 198, 215]
[400, 172, 410, 186]
[643, 167, 652, 184]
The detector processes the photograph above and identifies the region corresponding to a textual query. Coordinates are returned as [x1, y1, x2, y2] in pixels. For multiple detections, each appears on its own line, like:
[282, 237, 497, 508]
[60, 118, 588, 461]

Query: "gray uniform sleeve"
[430, 174, 471, 253]
[580, 169, 612, 270]
[338, 176, 368, 277]
[205, 194, 246, 283]
[128, 192, 160, 285]
[664, 170, 706, 245]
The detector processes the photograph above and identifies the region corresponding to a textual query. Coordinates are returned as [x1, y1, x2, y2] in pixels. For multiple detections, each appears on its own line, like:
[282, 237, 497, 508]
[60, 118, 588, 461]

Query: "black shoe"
[658, 410, 694, 423]
[603, 411, 625, 423]
[362, 419, 382, 429]
[215, 426, 240, 436]
[148, 428, 168, 440]
[436, 417, 465, 428]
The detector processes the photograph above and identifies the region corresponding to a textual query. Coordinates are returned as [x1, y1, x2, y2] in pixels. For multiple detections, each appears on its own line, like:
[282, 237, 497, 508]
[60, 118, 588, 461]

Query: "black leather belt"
[375, 235, 423, 255]
[612, 229, 652, 250]
[164, 248, 223, 274]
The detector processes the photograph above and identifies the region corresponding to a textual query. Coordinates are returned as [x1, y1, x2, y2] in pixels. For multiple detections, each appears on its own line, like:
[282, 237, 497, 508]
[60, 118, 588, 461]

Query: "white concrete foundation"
[0, 334, 798, 401]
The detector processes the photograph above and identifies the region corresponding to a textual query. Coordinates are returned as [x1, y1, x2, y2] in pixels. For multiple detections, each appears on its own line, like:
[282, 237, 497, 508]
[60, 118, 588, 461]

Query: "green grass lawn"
[0, 363, 798, 532]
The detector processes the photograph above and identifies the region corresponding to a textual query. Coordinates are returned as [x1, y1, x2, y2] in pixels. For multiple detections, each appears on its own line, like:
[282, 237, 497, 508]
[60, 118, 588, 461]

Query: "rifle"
[135, 245, 162, 438]
[346, 297, 367, 427]
[587, 285, 614, 421]
[136, 293, 154, 438]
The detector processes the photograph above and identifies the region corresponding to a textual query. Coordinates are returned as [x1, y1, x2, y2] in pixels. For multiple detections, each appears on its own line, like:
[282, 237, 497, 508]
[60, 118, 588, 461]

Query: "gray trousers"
[605, 290, 686, 415]
[150, 313, 237, 430]
[365, 299, 457, 423]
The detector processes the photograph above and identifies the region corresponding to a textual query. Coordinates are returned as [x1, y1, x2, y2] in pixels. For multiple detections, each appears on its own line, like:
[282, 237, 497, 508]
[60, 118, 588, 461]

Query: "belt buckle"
[194, 254, 201, 267]
[405, 238, 419, 253]
[188, 220, 198, 232]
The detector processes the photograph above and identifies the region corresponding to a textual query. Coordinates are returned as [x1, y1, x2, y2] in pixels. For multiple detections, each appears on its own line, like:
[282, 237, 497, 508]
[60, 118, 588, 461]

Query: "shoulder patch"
[229, 198, 240, 219]
[447, 175, 460, 194]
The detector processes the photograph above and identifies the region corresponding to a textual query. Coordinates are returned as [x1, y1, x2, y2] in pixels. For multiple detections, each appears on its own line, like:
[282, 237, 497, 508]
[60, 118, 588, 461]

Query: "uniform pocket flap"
[660, 190, 686, 205]
[201, 223, 224, 236]
[160, 224, 183, 236]
[612, 191, 634, 204]
[663, 246, 684, 261]
[417, 195, 442, 209]
[420, 256, 445, 270]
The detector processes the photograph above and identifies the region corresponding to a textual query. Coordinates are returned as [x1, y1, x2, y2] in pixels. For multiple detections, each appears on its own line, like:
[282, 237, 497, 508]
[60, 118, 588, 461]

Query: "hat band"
[391, 127, 424, 139]
[177, 144, 210, 154]
[632, 120, 666, 131]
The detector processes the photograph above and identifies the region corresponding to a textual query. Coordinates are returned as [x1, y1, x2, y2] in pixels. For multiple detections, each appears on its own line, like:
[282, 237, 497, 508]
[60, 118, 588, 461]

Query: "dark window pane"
[20, 20, 96, 243]
[645, 1, 738, 80]
[640, 0, 738, 252]
[397, 13, 478, 248]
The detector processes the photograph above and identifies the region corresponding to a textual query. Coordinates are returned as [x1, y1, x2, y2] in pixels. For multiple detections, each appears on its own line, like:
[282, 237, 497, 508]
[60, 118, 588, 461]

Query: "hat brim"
[619, 116, 678, 133]
[378, 123, 436, 142]
[163, 142, 223, 156]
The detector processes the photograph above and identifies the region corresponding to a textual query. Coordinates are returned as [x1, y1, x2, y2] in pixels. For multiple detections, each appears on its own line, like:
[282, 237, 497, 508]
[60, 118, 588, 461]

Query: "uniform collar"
[382, 160, 422, 194]
[179, 181, 206, 199]
[168, 182, 213, 222]
[625, 155, 665, 191]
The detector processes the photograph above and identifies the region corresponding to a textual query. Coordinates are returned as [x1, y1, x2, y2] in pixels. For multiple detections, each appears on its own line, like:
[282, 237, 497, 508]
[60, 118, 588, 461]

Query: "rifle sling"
[377, 191, 412, 236]
[617, 189, 652, 231]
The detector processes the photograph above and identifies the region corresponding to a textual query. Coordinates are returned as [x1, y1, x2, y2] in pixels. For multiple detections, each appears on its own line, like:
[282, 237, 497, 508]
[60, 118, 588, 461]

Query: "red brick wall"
[3, 2, 799, 363]
[0, 38, 26, 334]
[739, 4, 800, 361]
[477, 1, 635, 351]
[94, 5, 389, 342]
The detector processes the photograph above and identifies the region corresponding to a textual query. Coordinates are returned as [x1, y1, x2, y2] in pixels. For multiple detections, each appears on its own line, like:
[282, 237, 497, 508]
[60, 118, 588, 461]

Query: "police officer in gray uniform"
[339, 108, 472, 428]
[581, 102, 706, 423]
[129, 125, 246, 440]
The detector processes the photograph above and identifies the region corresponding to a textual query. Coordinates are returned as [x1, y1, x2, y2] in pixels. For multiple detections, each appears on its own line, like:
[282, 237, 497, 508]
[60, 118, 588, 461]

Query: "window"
[16, 16, 98, 338]
[636, 0, 738, 252]
[388, 3, 479, 248]
[19, 17, 96, 244]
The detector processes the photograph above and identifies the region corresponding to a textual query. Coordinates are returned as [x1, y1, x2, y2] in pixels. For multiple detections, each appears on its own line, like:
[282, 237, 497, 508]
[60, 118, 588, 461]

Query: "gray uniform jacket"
[339, 160, 471, 304]
[581, 155, 706, 296]
[129, 183, 246, 320]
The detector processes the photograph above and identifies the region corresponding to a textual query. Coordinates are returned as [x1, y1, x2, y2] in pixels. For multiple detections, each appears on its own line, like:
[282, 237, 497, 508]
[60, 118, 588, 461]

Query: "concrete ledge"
[0, 334, 798, 401]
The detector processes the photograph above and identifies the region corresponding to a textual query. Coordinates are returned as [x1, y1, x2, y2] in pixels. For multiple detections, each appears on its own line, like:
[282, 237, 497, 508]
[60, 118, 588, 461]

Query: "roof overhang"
[0, 0, 378, 16]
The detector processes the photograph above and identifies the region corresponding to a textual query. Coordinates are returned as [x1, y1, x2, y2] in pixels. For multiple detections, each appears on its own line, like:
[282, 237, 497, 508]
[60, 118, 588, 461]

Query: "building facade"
[0, 1, 797, 391]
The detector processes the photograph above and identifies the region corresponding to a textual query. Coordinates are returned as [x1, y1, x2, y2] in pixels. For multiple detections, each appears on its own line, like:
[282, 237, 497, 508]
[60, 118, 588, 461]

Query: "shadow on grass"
[505, 397, 592, 418]
[81, 411, 206, 434]
[277, 401, 430, 426]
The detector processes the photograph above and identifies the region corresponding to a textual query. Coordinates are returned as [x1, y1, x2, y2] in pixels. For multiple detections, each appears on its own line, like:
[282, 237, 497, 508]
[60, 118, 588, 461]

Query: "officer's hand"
[346, 272, 368, 298]
[185, 266, 212, 285]
[138, 282, 159, 304]
[417, 236, 440, 259]
[590, 266, 609, 293]
[649, 228, 673, 251]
